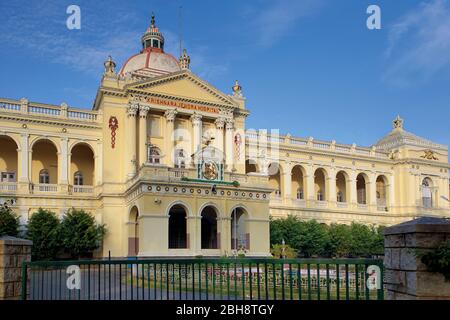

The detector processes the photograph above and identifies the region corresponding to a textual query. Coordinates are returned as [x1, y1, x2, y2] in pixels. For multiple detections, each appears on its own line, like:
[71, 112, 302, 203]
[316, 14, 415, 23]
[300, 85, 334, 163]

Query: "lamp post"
[281, 238, 286, 260]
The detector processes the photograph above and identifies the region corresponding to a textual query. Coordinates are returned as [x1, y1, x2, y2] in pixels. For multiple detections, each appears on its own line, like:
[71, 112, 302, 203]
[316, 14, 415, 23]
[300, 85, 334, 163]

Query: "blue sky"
[1, 0, 450, 148]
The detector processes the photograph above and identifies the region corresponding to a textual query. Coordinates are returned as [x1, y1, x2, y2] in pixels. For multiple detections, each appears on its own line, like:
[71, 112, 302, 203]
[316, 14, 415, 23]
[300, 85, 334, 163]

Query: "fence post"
[0, 236, 32, 300]
[383, 217, 450, 300]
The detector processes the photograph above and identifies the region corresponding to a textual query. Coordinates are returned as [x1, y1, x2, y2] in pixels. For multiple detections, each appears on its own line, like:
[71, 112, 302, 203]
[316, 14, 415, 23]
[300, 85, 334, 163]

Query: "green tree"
[59, 208, 106, 259]
[326, 223, 352, 257]
[0, 205, 20, 237]
[296, 220, 330, 257]
[271, 244, 297, 259]
[27, 208, 61, 261]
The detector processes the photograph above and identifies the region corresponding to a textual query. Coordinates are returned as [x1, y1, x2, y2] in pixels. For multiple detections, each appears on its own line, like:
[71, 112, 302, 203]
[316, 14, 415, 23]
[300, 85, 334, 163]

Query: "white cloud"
[250, 0, 324, 47]
[384, 0, 450, 86]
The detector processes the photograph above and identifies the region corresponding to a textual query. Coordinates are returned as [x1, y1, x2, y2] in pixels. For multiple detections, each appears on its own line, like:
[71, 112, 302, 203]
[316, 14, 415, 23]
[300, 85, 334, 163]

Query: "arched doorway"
[128, 206, 139, 256]
[71, 143, 94, 189]
[0, 136, 18, 184]
[314, 168, 327, 201]
[376, 175, 388, 211]
[31, 139, 58, 188]
[201, 206, 218, 249]
[356, 173, 368, 205]
[336, 171, 348, 203]
[422, 178, 433, 208]
[245, 159, 258, 174]
[230, 207, 249, 251]
[168, 204, 187, 249]
[291, 165, 305, 200]
[268, 162, 282, 198]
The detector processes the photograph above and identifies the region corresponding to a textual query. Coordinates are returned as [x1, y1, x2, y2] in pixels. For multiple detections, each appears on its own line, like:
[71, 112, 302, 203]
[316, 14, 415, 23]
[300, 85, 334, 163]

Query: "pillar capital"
[127, 102, 139, 117]
[139, 105, 150, 118]
[225, 118, 234, 130]
[215, 117, 226, 130]
[190, 112, 202, 125]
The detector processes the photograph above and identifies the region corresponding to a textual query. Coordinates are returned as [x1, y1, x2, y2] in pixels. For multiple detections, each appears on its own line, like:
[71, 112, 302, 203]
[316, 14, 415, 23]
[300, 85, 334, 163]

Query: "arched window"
[296, 188, 304, 200]
[174, 149, 186, 168]
[148, 146, 161, 164]
[74, 171, 84, 186]
[337, 191, 344, 203]
[39, 169, 50, 184]
[422, 178, 433, 208]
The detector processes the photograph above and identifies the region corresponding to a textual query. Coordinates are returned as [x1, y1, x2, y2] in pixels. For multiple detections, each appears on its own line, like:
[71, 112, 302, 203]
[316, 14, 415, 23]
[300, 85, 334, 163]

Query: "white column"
[139, 105, 150, 167]
[95, 141, 103, 186]
[328, 168, 337, 204]
[59, 137, 69, 185]
[165, 109, 178, 167]
[126, 102, 139, 179]
[388, 175, 395, 211]
[305, 165, 315, 203]
[283, 163, 292, 200]
[214, 117, 225, 154]
[349, 171, 357, 205]
[225, 119, 234, 170]
[369, 172, 377, 209]
[191, 113, 202, 154]
[19, 133, 29, 183]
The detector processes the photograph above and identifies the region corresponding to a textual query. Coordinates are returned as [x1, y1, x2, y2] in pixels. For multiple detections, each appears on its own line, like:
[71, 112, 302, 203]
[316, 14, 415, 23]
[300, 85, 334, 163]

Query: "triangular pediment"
[125, 70, 236, 107]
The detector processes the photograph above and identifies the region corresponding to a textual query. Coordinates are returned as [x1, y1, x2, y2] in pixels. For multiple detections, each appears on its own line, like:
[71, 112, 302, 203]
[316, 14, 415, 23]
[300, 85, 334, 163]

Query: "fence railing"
[22, 258, 384, 301]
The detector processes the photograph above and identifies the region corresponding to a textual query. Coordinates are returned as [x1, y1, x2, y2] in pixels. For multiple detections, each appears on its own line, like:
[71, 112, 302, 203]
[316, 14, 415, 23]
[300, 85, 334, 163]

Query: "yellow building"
[0, 16, 449, 258]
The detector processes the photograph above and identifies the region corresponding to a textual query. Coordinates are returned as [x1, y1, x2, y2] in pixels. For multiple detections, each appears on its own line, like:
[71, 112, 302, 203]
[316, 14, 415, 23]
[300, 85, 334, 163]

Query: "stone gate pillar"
[0, 236, 32, 300]
[383, 217, 450, 300]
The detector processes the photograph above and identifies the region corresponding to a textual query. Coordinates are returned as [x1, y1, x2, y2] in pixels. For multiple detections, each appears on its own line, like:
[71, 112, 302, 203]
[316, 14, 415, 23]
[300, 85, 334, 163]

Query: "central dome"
[119, 15, 182, 78]
[119, 48, 181, 77]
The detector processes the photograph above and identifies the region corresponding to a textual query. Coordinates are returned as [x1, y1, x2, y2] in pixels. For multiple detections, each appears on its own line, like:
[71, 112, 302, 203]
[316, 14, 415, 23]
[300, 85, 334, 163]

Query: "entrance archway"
[128, 206, 139, 256]
[168, 204, 187, 249]
[230, 207, 249, 250]
[201, 206, 218, 249]
[0, 136, 18, 183]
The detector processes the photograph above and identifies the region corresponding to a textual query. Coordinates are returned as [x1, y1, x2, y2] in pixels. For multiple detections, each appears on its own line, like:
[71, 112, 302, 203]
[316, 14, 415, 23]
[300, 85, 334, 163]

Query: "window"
[422, 178, 433, 208]
[296, 188, 304, 200]
[174, 149, 186, 168]
[74, 171, 84, 186]
[39, 169, 50, 184]
[152, 39, 159, 48]
[1, 172, 16, 182]
[337, 191, 343, 203]
[317, 191, 324, 201]
[148, 146, 161, 164]
[148, 117, 161, 137]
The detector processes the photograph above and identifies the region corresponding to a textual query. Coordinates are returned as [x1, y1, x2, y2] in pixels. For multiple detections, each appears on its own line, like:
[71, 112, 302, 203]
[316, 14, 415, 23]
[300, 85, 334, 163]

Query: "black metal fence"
[21, 258, 384, 300]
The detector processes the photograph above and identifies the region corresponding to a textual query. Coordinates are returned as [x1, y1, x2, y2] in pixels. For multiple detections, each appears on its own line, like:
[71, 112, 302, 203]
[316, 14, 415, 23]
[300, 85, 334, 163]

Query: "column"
[191, 113, 202, 154]
[126, 102, 139, 179]
[225, 119, 234, 170]
[305, 165, 315, 205]
[139, 105, 150, 167]
[388, 175, 395, 212]
[283, 163, 292, 201]
[19, 133, 29, 183]
[165, 109, 178, 167]
[349, 171, 357, 206]
[95, 141, 103, 186]
[369, 172, 377, 210]
[59, 137, 69, 185]
[214, 117, 225, 154]
[328, 168, 337, 204]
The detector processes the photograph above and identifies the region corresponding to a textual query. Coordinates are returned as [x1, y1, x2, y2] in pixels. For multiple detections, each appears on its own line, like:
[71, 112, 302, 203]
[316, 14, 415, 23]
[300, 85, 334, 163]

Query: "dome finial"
[393, 115, 404, 130]
[151, 12, 155, 28]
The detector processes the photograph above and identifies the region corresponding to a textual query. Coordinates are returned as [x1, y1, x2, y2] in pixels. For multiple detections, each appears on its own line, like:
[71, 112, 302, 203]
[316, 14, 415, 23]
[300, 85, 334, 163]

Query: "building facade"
[0, 16, 449, 258]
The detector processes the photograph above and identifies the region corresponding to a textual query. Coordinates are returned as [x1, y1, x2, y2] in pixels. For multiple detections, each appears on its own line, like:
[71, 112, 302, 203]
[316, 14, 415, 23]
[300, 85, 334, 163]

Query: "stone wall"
[384, 217, 450, 300]
[0, 236, 32, 300]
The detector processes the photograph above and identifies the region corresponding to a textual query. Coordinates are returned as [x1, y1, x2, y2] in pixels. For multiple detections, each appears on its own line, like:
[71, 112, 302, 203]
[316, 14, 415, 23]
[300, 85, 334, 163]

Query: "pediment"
[125, 70, 236, 107]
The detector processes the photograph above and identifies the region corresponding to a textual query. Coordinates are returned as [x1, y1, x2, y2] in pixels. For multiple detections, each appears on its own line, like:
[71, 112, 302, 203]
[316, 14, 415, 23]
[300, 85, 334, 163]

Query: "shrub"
[271, 244, 297, 259]
[0, 205, 20, 237]
[27, 208, 61, 261]
[418, 242, 450, 281]
[59, 208, 106, 259]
